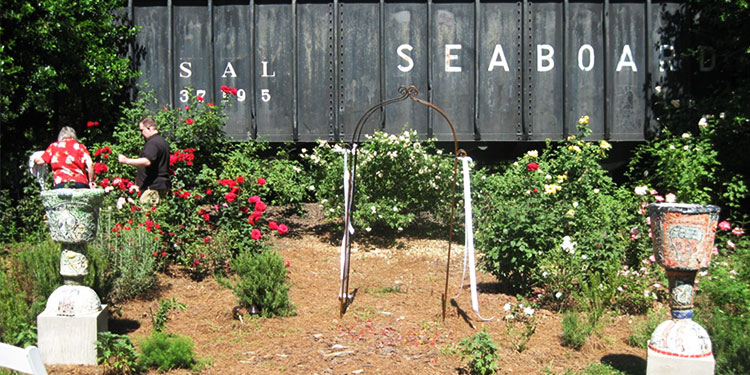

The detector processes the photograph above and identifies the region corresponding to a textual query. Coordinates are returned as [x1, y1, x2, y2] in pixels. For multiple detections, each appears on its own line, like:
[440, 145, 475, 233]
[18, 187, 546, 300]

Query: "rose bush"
[302, 129, 454, 232]
[474, 117, 648, 301]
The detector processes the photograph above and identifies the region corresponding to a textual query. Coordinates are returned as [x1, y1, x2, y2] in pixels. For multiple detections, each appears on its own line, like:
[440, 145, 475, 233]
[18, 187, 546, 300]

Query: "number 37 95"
[179, 89, 270, 103]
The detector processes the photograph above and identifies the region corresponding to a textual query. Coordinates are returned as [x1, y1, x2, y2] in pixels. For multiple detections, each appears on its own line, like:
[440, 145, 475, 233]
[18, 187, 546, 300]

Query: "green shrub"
[0, 240, 61, 346]
[138, 331, 195, 372]
[0, 259, 33, 346]
[458, 328, 500, 375]
[626, 126, 747, 217]
[696, 234, 750, 375]
[13, 239, 62, 302]
[626, 306, 668, 349]
[221, 141, 313, 209]
[221, 250, 295, 318]
[96, 332, 142, 375]
[561, 311, 588, 350]
[475, 118, 636, 292]
[302, 129, 455, 232]
[90, 213, 159, 303]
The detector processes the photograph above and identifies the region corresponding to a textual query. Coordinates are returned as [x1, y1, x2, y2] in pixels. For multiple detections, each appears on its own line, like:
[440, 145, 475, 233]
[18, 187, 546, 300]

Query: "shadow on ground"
[601, 353, 647, 375]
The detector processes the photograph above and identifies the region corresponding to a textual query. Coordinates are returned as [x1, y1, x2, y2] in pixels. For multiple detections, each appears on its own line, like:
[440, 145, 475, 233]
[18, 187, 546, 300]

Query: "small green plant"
[150, 297, 187, 333]
[575, 272, 616, 335]
[502, 301, 538, 352]
[220, 249, 295, 318]
[626, 306, 668, 349]
[96, 332, 142, 375]
[561, 311, 588, 350]
[138, 331, 195, 372]
[458, 328, 500, 375]
[365, 284, 405, 297]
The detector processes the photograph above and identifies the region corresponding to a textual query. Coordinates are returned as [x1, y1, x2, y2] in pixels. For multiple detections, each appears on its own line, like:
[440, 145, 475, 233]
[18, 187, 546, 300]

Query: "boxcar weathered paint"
[129, 0, 694, 142]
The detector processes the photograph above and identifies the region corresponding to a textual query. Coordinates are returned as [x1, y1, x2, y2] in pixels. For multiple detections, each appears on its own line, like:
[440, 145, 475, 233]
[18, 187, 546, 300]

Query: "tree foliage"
[0, 0, 139, 190]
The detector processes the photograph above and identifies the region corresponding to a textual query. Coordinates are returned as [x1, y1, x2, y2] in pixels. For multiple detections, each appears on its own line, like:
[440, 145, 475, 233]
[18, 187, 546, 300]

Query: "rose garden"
[2, 1, 750, 373]
[0, 84, 747, 375]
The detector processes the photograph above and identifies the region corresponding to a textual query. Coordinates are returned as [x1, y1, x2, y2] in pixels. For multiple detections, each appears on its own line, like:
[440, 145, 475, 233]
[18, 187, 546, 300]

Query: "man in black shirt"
[118, 117, 171, 206]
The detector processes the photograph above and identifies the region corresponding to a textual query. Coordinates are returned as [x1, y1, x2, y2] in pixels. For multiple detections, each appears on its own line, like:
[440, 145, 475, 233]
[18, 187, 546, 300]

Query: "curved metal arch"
[340, 85, 466, 321]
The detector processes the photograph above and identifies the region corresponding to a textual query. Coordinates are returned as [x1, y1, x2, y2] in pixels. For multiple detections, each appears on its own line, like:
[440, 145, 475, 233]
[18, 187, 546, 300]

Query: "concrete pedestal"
[37, 306, 108, 365]
[647, 348, 715, 375]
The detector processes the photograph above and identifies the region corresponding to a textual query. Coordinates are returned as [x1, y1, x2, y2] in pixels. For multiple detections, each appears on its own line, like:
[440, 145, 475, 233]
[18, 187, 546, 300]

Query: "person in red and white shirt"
[34, 126, 95, 189]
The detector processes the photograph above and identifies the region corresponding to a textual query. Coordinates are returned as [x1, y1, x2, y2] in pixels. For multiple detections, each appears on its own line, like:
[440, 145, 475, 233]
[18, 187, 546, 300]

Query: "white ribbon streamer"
[454, 156, 493, 321]
[339, 144, 356, 299]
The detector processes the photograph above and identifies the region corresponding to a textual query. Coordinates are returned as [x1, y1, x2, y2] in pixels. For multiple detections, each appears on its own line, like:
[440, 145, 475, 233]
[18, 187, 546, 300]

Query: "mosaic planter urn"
[646, 203, 719, 374]
[40, 188, 105, 316]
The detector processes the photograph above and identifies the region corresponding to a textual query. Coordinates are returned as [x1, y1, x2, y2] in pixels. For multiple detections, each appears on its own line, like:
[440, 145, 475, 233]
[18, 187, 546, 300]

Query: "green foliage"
[560, 311, 587, 350]
[138, 331, 195, 372]
[626, 306, 668, 349]
[0, 183, 47, 243]
[221, 250, 295, 318]
[11, 239, 62, 307]
[0, 259, 32, 346]
[575, 272, 616, 335]
[625, 127, 746, 213]
[561, 272, 618, 350]
[89, 212, 159, 303]
[303, 129, 455, 232]
[475, 119, 637, 292]
[579, 363, 627, 375]
[222, 141, 313, 209]
[0, 240, 60, 346]
[695, 233, 750, 375]
[0, 0, 139, 210]
[502, 301, 538, 353]
[458, 328, 500, 375]
[96, 332, 143, 375]
[150, 298, 186, 333]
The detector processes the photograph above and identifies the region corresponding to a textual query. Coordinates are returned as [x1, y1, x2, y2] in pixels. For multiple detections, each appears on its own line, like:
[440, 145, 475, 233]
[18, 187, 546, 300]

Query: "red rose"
[202, 213, 210, 222]
[161, 251, 167, 257]
[248, 195, 260, 204]
[251, 229, 262, 240]
[185, 118, 194, 125]
[278, 224, 289, 234]
[255, 201, 267, 212]
[239, 206, 249, 215]
[197, 96, 204, 102]
[204, 236, 211, 244]
[257, 178, 266, 186]
[236, 176, 245, 184]
[268, 221, 278, 230]
[527, 162, 539, 171]
[206, 188, 212, 195]
[225, 192, 237, 202]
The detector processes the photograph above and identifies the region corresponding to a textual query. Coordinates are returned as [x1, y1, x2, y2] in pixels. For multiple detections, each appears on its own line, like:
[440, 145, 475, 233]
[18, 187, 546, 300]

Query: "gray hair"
[57, 126, 78, 142]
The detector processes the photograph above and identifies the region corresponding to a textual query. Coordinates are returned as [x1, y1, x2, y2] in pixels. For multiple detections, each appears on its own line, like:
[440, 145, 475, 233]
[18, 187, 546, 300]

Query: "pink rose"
[718, 221, 731, 231]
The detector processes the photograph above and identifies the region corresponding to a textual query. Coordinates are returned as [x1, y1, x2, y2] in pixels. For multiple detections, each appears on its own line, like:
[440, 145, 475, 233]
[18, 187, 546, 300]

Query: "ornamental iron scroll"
[339, 85, 466, 321]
